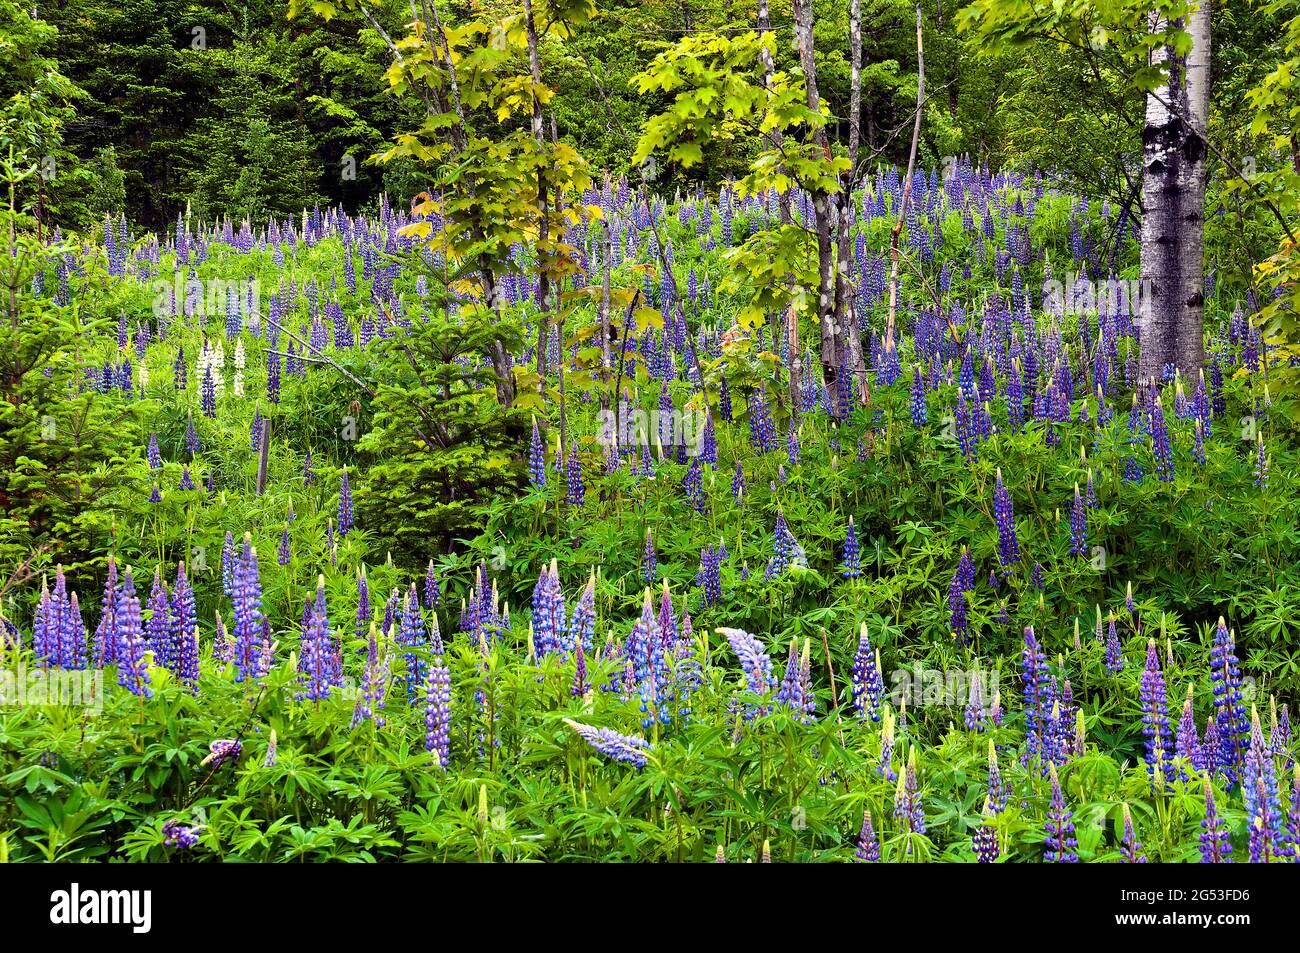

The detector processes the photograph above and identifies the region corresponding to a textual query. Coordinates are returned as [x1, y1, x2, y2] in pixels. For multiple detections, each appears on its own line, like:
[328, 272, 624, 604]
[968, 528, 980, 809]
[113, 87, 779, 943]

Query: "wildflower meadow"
[1, 0, 1300, 897]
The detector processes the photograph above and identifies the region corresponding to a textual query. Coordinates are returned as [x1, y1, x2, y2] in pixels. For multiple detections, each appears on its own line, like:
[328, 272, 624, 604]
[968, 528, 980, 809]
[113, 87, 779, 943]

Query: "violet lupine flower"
[731, 461, 745, 501]
[1150, 396, 1174, 482]
[569, 572, 596, 655]
[302, 449, 315, 486]
[910, 365, 928, 426]
[202, 738, 242, 768]
[684, 456, 707, 512]
[571, 639, 590, 697]
[854, 809, 881, 862]
[61, 586, 89, 671]
[115, 568, 152, 699]
[200, 366, 216, 418]
[298, 576, 341, 702]
[718, 374, 733, 422]
[973, 799, 1000, 863]
[1043, 765, 1078, 862]
[765, 509, 802, 579]
[993, 468, 1019, 567]
[1199, 778, 1233, 863]
[774, 638, 814, 723]
[642, 529, 657, 583]
[949, 548, 975, 642]
[1285, 765, 1300, 854]
[162, 820, 201, 849]
[530, 559, 567, 659]
[1203, 715, 1224, 779]
[178, 467, 195, 491]
[263, 729, 278, 768]
[351, 624, 391, 728]
[219, 532, 236, 597]
[355, 568, 371, 646]
[627, 588, 669, 728]
[1068, 483, 1087, 556]
[528, 418, 546, 487]
[842, 516, 861, 579]
[565, 719, 651, 769]
[719, 627, 775, 718]
[167, 564, 197, 686]
[893, 748, 925, 838]
[32, 578, 55, 668]
[337, 467, 354, 538]
[964, 669, 988, 731]
[1243, 706, 1283, 863]
[879, 708, 898, 781]
[748, 384, 776, 454]
[566, 445, 585, 505]
[1209, 617, 1249, 781]
[987, 739, 1010, 812]
[1021, 626, 1050, 765]
[1120, 804, 1148, 863]
[1104, 617, 1125, 674]
[231, 534, 266, 683]
[144, 568, 173, 671]
[1255, 434, 1269, 487]
[213, 611, 231, 665]
[1140, 639, 1174, 786]
[425, 659, 452, 769]
[94, 553, 120, 665]
[1175, 684, 1203, 775]
[147, 433, 162, 470]
[698, 544, 722, 607]
[396, 583, 428, 701]
[850, 623, 884, 722]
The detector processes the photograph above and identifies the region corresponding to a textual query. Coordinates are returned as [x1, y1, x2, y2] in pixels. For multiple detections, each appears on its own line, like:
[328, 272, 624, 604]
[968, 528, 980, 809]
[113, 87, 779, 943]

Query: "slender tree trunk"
[599, 184, 613, 416]
[887, 8, 925, 357]
[834, 0, 867, 404]
[523, 0, 552, 381]
[1138, 2, 1211, 382]
[791, 0, 840, 388]
[756, 0, 792, 226]
[421, 0, 516, 407]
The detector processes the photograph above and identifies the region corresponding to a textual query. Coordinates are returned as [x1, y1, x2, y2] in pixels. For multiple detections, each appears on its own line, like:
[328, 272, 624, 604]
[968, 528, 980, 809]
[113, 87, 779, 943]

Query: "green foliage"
[355, 299, 529, 561]
[0, 154, 140, 575]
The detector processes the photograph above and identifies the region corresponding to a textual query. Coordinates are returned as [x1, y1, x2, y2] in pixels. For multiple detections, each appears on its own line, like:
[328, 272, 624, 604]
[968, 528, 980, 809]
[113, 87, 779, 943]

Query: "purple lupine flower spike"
[565, 719, 651, 768]
[1044, 765, 1078, 862]
[973, 798, 1000, 863]
[842, 516, 861, 579]
[1140, 638, 1173, 786]
[231, 534, 266, 683]
[1199, 778, 1232, 863]
[1120, 804, 1148, 863]
[854, 809, 881, 862]
[337, 467, 354, 538]
[993, 468, 1019, 566]
[425, 657, 452, 768]
[115, 567, 152, 699]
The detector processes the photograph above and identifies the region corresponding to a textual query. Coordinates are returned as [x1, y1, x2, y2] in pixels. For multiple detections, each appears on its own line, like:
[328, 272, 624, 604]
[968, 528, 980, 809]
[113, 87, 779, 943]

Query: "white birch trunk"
[1138, 1, 1211, 381]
